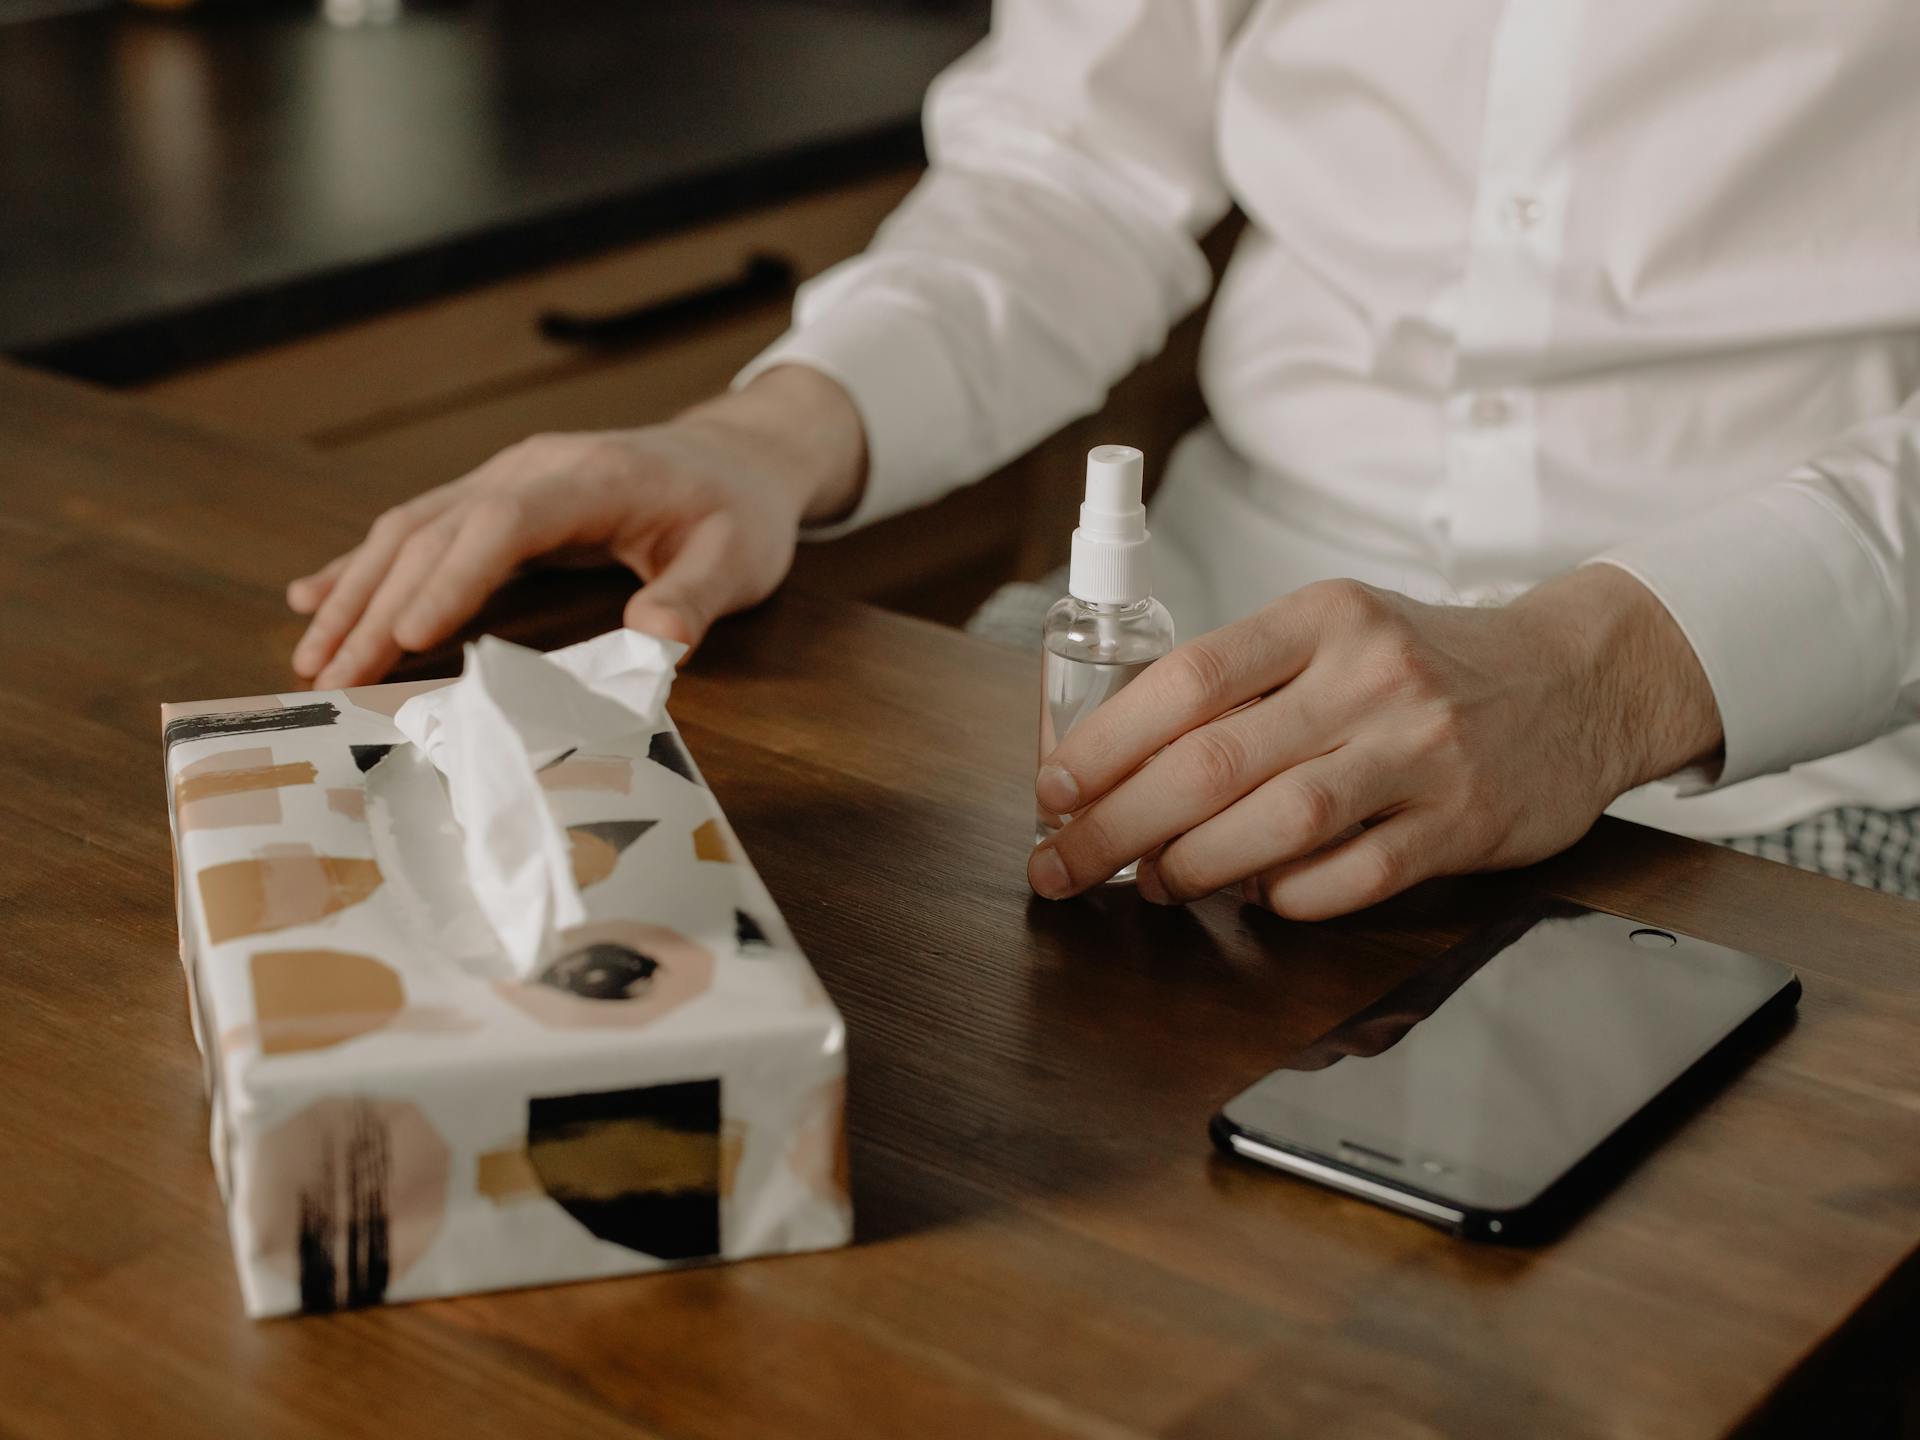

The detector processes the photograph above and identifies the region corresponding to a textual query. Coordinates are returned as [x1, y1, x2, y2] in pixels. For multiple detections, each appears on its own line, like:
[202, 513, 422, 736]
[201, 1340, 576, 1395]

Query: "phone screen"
[1218, 901, 1797, 1217]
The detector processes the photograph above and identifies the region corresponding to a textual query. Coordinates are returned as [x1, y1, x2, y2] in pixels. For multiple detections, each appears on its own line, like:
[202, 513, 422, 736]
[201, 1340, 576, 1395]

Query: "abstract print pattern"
[502, 922, 715, 1028]
[196, 843, 383, 943]
[166, 662, 847, 1317]
[163, 700, 339, 755]
[250, 1097, 450, 1315]
[526, 1079, 724, 1261]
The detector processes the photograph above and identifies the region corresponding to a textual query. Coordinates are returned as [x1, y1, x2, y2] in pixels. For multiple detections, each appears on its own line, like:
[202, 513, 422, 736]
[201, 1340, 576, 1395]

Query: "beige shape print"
[474, 1144, 543, 1204]
[566, 821, 655, 889]
[197, 845, 383, 944]
[786, 1076, 852, 1213]
[339, 677, 453, 719]
[569, 829, 620, 889]
[537, 754, 633, 794]
[174, 746, 315, 834]
[250, 948, 405, 1055]
[176, 760, 317, 807]
[161, 694, 286, 724]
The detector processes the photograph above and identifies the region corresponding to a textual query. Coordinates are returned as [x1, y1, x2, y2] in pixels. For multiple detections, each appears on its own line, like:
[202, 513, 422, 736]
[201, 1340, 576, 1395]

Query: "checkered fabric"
[969, 578, 1920, 900]
[1714, 806, 1920, 899]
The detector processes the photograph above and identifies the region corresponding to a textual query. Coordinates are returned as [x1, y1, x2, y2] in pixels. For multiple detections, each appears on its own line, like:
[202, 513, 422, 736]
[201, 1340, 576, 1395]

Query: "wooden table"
[3, 359, 1918, 1438]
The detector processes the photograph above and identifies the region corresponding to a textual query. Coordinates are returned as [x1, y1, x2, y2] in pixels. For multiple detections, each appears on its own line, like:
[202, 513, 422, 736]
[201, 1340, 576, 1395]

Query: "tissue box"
[162, 633, 850, 1317]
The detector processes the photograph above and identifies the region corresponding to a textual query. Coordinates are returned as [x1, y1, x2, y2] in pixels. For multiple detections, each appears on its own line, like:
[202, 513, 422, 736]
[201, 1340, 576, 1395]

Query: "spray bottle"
[1035, 445, 1177, 883]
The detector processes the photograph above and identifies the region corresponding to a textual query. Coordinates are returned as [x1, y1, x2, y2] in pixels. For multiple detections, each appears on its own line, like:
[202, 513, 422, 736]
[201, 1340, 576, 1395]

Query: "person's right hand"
[286, 365, 866, 688]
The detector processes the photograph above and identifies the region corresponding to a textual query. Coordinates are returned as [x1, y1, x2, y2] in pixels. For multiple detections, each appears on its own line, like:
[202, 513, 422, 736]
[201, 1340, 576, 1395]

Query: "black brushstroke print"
[646, 730, 702, 788]
[297, 1150, 337, 1314]
[350, 743, 396, 773]
[295, 1100, 393, 1313]
[734, 909, 771, 952]
[539, 942, 659, 1000]
[537, 747, 578, 771]
[526, 1079, 722, 1261]
[163, 701, 340, 755]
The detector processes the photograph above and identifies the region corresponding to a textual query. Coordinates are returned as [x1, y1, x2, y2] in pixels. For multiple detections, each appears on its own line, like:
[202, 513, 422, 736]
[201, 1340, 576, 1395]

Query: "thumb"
[622, 513, 738, 656]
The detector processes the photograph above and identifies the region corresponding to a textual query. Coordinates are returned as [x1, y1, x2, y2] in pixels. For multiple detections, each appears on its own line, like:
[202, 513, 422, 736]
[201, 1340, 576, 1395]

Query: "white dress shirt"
[741, 0, 1920, 839]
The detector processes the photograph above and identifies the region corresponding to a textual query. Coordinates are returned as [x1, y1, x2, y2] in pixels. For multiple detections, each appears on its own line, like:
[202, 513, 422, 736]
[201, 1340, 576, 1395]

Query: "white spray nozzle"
[1080, 444, 1146, 536]
[1069, 444, 1152, 605]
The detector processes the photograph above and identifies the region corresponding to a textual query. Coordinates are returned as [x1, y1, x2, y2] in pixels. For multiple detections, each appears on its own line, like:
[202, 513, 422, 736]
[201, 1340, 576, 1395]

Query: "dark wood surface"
[4, 357, 1920, 1438]
[0, 0, 987, 381]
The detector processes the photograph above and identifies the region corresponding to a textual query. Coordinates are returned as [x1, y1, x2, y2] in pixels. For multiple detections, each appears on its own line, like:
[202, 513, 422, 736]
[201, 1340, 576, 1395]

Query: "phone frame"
[1210, 909, 1802, 1242]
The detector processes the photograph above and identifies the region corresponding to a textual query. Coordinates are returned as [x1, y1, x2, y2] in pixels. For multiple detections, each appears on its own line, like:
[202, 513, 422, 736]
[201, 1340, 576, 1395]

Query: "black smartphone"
[1211, 898, 1800, 1240]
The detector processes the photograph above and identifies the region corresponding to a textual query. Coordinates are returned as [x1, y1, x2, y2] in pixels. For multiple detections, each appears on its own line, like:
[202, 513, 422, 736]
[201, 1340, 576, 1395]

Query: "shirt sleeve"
[735, 0, 1254, 537]
[1589, 390, 1920, 791]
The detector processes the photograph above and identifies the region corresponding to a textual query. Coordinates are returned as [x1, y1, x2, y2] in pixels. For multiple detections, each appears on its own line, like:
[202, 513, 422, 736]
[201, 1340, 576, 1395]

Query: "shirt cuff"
[1586, 482, 1901, 793]
[734, 289, 974, 542]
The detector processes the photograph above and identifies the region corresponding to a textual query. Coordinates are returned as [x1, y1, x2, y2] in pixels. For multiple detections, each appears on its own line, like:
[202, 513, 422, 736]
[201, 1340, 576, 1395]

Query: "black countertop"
[0, 0, 986, 382]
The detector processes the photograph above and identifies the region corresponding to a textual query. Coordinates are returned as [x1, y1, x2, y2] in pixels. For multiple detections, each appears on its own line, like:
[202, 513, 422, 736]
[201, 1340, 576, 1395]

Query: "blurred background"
[0, 0, 1216, 628]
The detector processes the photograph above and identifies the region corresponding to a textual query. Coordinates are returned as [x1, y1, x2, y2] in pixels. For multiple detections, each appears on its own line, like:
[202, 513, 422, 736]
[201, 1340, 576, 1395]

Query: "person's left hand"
[1027, 566, 1722, 919]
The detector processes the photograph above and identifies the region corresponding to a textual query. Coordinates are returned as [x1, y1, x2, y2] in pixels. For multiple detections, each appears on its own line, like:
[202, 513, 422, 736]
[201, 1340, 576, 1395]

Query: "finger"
[1037, 678, 1344, 895]
[1243, 811, 1438, 922]
[622, 513, 740, 654]
[392, 493, 568, 653]
[292, 490, 462, 677]
[286, 551, 353, 615]
[313, 521, 458, 688]
[1136, 746, 1398, 905]
[1036, 596, 1322, 818]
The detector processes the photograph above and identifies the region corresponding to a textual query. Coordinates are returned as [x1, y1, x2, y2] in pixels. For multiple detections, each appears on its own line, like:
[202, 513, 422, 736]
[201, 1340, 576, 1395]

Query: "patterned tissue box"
[161, 631, 849, 1317]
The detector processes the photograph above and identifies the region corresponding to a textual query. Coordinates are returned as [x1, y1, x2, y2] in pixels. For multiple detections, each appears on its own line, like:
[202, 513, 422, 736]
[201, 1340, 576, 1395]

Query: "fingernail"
[1035, 764, 1079, 815]
[1137, 862, 1170, 905]
[1029, 846, 1071, 900]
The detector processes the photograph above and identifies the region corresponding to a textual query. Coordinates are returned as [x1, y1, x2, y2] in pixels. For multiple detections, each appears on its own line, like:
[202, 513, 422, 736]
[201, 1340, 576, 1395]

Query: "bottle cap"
[1068, 445, 1150, 604]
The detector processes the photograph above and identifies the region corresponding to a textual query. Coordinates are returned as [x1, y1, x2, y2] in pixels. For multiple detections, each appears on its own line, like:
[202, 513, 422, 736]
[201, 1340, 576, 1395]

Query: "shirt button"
[1502, 193, 1545, 233]
[1468, 393, 1513, 428]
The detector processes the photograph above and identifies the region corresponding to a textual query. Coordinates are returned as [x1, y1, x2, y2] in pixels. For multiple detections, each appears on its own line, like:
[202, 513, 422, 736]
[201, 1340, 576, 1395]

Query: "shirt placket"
[1429, 0, 1587, 578]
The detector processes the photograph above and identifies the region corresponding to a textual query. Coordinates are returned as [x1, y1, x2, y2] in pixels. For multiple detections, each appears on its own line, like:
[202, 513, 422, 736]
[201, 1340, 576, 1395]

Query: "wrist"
[1515, 564, 1725, 800]
[681, 365, 867, 525]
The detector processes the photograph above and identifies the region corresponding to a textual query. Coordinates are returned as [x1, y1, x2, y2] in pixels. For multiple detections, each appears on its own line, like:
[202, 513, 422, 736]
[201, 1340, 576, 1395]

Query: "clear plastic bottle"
[1034, 445, 1176, 884]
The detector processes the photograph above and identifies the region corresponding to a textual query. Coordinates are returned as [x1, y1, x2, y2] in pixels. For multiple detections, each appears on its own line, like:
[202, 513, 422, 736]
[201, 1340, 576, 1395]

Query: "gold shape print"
[197, 844, 383, 944]
[250, 949, 405, 1055]
[690, 818, 731, 864]
[525, 1079, 723, 1260]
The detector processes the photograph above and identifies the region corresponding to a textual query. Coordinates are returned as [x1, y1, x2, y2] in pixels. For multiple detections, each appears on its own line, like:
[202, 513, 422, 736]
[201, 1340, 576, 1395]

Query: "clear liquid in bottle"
[1036, 593, 1176, 883]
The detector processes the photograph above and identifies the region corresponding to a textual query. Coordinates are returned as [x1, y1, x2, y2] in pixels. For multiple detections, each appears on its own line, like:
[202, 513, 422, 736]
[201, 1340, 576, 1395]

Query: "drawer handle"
[537, 253, 797, 347]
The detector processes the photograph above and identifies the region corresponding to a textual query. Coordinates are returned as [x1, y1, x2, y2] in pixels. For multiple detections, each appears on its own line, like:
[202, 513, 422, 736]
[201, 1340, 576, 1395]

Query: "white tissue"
[391, 628, 685, 980]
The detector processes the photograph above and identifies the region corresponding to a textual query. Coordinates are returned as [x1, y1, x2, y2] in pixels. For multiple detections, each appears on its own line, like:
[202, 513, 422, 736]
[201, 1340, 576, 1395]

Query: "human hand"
[1027, 568, 1722, 919]
[286, 365, 866, 687]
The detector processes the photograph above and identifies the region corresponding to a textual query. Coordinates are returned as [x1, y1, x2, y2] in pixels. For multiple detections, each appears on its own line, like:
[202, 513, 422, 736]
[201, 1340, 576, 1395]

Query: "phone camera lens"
[1630, 928, 1678, 949]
